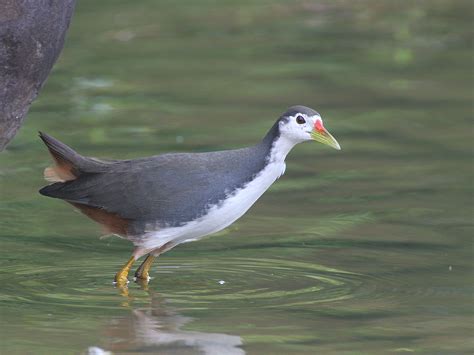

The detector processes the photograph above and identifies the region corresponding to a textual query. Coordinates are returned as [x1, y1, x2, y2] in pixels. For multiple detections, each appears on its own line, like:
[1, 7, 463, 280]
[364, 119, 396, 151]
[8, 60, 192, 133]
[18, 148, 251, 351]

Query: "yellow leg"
[114, 255, 136, 286]
[134, 254, 156, 280]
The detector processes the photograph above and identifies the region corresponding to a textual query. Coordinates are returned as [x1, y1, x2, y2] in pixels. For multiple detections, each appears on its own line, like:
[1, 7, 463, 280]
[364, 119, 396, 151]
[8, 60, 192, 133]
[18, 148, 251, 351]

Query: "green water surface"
[0, 1, 472, 354]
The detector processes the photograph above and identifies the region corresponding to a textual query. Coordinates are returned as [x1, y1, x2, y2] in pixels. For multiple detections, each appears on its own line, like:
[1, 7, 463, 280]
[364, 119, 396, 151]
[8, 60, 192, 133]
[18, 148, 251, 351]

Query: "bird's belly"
[140, 161, 285, 250]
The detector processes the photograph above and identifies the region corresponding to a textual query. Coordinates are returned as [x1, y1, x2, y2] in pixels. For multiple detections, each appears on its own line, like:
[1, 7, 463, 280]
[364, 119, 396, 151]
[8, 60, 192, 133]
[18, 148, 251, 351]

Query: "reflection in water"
[95, 288, 244, 355]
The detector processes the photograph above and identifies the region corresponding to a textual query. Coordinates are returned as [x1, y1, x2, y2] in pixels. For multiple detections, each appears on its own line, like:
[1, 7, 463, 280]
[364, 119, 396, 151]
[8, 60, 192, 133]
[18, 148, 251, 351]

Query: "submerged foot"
[134, 277, 150, 291]
[114, 255, 136, 287]
[134, 269, 150, 281]
[114, 272, 130, 286]
[134, 254, 155, 282]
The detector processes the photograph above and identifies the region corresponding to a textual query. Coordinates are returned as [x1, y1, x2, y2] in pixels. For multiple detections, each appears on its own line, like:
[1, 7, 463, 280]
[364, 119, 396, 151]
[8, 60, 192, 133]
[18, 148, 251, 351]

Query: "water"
[1, 1, 472, 353]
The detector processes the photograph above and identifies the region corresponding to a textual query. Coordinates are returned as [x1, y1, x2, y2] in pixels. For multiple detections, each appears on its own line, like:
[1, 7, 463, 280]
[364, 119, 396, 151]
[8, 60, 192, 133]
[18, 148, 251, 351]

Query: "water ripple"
[0, 256, 379, 310]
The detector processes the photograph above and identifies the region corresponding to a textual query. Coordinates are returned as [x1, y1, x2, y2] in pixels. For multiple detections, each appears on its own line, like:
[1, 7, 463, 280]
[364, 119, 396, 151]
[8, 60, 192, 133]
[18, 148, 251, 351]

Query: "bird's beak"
[310, 120, 341, 150]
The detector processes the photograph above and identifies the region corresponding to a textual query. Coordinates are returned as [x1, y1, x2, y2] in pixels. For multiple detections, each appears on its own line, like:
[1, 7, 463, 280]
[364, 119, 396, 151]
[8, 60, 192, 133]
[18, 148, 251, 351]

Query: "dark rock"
[0, 0, 76, 151]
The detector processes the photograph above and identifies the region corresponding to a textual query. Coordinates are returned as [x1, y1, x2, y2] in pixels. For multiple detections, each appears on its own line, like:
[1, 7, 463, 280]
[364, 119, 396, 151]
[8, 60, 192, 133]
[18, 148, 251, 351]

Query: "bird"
[39, 105, 340, 286]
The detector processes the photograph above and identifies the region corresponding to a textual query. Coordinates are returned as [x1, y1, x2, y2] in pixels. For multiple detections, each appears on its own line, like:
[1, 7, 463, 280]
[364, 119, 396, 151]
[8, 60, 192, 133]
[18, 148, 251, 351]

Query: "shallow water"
[0, 1, 472, 354]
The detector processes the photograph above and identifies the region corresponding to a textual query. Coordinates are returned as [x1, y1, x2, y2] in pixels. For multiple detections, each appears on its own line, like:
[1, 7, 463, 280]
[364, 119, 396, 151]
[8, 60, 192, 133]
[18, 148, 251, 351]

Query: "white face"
[278, 112, 322, 143]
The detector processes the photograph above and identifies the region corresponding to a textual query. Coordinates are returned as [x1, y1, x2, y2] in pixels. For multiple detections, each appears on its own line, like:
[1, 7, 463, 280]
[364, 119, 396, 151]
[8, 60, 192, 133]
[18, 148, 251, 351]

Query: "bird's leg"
[134, 254, 156, 281]
[114, 255, 136, 286]
[133, 242, 173, 282]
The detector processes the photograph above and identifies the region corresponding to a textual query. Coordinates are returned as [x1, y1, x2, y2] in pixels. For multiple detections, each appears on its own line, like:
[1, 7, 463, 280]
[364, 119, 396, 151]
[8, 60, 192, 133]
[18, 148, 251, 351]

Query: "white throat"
[268, 134, 299, 164]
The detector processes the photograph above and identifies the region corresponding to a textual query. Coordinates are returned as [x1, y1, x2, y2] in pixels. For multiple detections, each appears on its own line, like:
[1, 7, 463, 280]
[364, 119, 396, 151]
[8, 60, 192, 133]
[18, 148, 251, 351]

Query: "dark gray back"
[43, 137, 276, 230]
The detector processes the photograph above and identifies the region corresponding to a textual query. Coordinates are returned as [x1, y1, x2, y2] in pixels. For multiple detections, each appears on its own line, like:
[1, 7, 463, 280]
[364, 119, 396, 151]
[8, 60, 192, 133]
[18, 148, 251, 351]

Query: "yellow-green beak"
[310, 123, 341, 150]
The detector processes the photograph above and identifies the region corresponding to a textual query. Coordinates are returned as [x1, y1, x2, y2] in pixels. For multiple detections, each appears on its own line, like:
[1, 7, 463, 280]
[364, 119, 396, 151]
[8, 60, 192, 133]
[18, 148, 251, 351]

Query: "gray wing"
[40, 147, 266, 226]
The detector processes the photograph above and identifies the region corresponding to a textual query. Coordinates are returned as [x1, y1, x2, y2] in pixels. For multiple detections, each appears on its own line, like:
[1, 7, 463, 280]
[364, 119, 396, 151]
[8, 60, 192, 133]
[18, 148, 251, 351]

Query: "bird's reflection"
[92, 283, 245, 354]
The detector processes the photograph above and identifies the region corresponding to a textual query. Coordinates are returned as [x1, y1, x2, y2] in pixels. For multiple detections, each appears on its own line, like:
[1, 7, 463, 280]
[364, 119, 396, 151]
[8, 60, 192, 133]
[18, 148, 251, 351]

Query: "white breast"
[140, 161, 286, 251]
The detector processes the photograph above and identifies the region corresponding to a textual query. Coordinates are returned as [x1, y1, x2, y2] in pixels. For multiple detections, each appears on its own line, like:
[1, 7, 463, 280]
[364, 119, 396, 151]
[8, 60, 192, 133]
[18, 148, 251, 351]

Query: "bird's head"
[277, 105, 341, 150]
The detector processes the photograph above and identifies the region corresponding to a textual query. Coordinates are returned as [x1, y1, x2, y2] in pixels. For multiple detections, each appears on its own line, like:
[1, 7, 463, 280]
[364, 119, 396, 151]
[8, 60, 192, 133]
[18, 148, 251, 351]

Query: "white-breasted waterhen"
[39, 106, 340, 286]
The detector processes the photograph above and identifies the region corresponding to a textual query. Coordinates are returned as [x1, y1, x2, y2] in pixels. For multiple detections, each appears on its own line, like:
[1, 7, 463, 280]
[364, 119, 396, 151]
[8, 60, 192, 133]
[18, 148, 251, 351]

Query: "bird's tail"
[39, 131, 106, 183]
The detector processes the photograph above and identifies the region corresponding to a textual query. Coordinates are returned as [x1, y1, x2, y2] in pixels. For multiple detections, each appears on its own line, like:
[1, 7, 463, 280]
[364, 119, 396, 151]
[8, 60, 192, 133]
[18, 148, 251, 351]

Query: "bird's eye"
[296, 115, 306, 124]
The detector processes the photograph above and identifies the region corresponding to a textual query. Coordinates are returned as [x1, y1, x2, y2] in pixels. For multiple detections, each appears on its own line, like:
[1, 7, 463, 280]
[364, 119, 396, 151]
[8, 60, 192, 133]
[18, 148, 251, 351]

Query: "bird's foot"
[114, 255, 136, 287]
[134, 254, 155, 282]
[134, 276, 150, 291]
[134, 270, 150, 281]
[114, 273, 130, 287]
